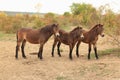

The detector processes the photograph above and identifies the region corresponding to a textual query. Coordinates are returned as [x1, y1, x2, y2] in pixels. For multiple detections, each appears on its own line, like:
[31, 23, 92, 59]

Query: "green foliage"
[70, 3, 96, 15]
[44, 12, 58, 24]
[63, 12, 71, 17]
[44, 12, 55, 18]
[33, 17, 45, 29]
[70, 3, 97, 26]
[0, 12, 46, 32]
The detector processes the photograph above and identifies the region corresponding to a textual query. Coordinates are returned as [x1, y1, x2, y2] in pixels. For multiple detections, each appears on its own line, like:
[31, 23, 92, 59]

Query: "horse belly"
[26, 35, 40, 44]
[27, 39, 39, 44]
[82, 39, 89, 43]
[60, 38, 69, 45]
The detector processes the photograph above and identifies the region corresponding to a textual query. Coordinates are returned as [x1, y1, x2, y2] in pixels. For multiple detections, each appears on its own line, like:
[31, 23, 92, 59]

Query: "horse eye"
[52, 24, 56, 27]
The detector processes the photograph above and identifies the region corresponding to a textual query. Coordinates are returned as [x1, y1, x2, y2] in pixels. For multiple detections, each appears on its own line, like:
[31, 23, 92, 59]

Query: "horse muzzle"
[100, 34, 105, 37]
[55, 32, 60, 37]
[80, 33, 84, 39]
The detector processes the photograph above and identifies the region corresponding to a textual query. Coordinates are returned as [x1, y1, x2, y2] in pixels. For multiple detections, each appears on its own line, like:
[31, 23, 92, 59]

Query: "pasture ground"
[0, 33, 120, 80]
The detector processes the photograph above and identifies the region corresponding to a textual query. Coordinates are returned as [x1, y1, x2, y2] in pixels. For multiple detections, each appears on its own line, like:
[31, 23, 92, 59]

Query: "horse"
[51, 26, 84, 60]
[15, 23, 60, 59]
[76, 24, 104, 60]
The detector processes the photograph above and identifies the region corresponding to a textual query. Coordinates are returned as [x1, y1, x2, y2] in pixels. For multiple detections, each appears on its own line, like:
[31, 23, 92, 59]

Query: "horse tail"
[16, 31, 20, 51]
[16, 31, 18, 42]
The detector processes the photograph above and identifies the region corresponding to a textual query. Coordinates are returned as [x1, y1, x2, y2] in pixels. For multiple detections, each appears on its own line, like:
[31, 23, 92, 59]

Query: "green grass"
[56, 76, 67, 80]
[91, 48, 120, 58]
[0, 32, 4, 38]
[0, 31, 15, 41]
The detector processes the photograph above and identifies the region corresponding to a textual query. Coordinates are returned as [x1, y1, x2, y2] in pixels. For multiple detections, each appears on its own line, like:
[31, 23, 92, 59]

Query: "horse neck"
[70, 29, 77, 34]
[88, 28, 99, 38]
[39, 26, 53, 38]
[47, 27, 53, 35]
[59, 29, 68, 35]
[90, 25, 100, 35]
[70, 30, 80, 39]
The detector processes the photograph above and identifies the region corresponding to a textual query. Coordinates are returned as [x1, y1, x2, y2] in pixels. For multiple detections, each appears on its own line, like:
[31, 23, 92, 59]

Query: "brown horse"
[51, 26, 84, 60]
[15, 23, 60, 59]
[76, 24, 104, 59]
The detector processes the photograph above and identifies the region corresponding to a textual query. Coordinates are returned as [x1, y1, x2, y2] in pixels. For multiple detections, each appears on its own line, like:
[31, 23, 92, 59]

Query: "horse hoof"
[23, 56, 27, 59]
[88, 58, 90, 60]
[40, 57, 43, 59]
[52, 55, 54, 57]
[15, 57, 18, 60]
[38, 54, 40, 58]
[15, 56, 18, 59]
[59, 55, 61, 57]
[96, 57, 99, 60]
[69, 57, 73, 60]
[77, 55, 79, 58]
[88, 56, 90, 60]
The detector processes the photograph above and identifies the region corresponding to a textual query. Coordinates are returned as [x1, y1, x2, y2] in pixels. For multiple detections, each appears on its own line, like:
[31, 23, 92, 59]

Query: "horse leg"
[57, 42, 61, 57]
[51, 39, 57, 57]
[38, 44, 44, 59]
[93, 44, 99, 59]
[69, 44, 74, 60]
[21, 39, 26, 58]
[15, 41, 21, 59]
[88, 43, 91, 60]
[76, 41, 81, 58]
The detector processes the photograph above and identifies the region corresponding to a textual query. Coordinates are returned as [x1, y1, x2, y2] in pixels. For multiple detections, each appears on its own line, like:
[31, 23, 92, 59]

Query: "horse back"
[56, 30, 70, 45]
[17, 28, 41, 44]
[82, 30, 98, 44]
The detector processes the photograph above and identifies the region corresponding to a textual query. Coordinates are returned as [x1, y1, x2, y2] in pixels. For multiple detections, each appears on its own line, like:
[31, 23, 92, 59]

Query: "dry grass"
[0, 34, 120, 80]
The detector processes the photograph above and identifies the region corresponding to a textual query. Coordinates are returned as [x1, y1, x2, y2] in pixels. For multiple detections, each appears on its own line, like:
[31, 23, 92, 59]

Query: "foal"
[16, 23, 60, 59]
[76, 24, 104, 59]
[51, 26, 84, 60]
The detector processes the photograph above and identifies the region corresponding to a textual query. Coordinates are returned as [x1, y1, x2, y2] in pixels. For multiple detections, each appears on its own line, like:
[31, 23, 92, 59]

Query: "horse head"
[52, 23, 60, 37]
[96, 24, 104, 37]
[76, 26, 84, 39]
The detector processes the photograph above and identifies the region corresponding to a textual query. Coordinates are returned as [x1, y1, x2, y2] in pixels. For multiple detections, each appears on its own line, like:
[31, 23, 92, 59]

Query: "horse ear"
[56, 23, 59, 26]
[52, 23, 59, 26]
[97, 24, 101, 28]
[77, 26, 82, 29]
[99, 24, 103, 27]
[79, 27, 82, 29]
[52, 24, 56, 26]
[101, 24, 104, 26]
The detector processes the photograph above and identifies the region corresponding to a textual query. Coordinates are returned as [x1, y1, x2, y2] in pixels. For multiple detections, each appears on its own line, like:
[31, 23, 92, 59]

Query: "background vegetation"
[0, 3, 120, 47]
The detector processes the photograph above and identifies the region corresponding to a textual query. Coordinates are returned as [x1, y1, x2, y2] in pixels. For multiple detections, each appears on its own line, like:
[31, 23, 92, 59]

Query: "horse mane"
[59, 29, 66, 34]
[70, 27, 80, 33]
[90, 24, 99, 31]
[89, 24, 102, 32]
[39, 24, 53, 33]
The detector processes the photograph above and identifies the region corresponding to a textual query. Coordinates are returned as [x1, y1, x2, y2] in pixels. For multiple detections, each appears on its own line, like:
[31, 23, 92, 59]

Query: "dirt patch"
[0, 36, 120, 80]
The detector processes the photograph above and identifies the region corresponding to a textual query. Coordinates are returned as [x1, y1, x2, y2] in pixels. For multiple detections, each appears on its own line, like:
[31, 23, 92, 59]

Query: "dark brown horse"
[51, 26, 84, 60]
[15, 23, 60, 59]
[76, 24, 104, 59]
